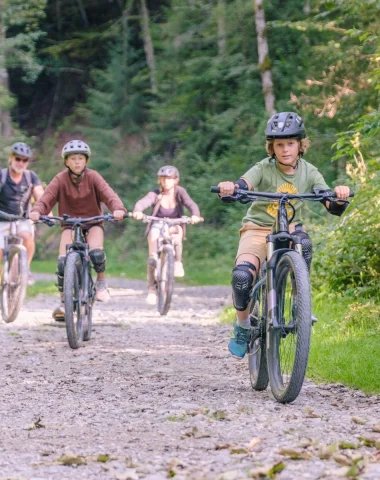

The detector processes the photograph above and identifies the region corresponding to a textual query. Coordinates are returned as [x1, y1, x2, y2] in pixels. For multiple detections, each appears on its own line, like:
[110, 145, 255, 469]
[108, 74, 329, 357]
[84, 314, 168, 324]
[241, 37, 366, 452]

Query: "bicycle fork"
[265, 239, 303, 347]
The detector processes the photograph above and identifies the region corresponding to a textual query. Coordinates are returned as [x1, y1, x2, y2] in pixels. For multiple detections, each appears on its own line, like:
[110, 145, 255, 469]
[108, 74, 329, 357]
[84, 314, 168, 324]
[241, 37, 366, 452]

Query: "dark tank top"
[156, 205, 181, 219]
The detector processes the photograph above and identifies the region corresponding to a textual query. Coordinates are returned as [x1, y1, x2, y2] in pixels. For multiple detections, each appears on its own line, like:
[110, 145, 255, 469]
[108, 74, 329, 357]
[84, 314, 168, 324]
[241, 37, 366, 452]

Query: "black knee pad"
[147, 256, 157, 268]
[231, 262, 256, 311]
[292, 230, 312, 273]
[89, 248, 106, 273]
[56, 255, 66, 293]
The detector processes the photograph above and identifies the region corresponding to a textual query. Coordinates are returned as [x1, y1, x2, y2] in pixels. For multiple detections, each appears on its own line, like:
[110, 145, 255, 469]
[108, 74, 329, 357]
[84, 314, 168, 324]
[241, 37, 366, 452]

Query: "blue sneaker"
[228, 323, 251, 359]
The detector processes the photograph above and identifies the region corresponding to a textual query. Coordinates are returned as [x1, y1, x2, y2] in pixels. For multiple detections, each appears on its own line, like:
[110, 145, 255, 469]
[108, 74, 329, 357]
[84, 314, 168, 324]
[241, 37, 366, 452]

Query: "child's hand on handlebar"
[113, 210, 125, 221]
[29, 211, 40, 222]
[133, 211, 144, 220]
[334, 185, 350, 201]
[218, 181, 236, 196]
[191, 215, 202, 224]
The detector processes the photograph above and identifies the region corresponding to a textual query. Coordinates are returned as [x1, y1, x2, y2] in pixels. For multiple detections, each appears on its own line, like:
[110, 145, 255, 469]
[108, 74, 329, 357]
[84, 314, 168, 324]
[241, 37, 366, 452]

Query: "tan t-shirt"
[241, 157, 329, 227]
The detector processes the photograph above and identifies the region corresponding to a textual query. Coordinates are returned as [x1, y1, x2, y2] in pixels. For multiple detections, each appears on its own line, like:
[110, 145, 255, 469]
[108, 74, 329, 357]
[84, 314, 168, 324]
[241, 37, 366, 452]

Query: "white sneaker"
[95, 279, 110, 302]
[174, 261, 185, 278]
[27, 270, 35, 286]
[146, 292, 157, 305]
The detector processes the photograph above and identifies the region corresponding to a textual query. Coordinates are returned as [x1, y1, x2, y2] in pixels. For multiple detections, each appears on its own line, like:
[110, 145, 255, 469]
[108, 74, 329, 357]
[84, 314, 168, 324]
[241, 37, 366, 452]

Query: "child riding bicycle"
[29, 140, 127, 321]
[132, 165, 202, 305]
[217, 112, 350, 359]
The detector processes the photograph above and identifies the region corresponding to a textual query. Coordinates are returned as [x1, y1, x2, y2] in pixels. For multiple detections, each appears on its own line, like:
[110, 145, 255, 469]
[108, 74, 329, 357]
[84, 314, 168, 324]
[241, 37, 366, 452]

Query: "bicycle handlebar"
[38, 212, 131, 227]
[136, 215, 204, 225]
[0, 211, 25, 222]
[210, 186, 354, 202]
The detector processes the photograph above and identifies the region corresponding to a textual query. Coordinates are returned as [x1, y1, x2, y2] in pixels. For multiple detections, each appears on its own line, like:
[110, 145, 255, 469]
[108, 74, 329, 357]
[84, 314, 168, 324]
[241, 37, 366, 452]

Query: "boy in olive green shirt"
[217, 112, 350, 359]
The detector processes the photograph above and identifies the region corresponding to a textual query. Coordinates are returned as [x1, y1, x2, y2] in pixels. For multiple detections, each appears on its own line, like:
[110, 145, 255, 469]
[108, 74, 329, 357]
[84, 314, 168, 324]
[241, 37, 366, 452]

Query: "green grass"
[308, 294, 380, 394]
[31, 253, 233, 286]
[218, 292, 380, 394]
[27, 281, 58, 298]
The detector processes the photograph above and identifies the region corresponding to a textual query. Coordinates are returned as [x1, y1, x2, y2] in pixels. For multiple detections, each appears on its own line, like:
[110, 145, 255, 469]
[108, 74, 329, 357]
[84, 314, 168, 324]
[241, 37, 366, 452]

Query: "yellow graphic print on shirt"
[267, 182, 299, 218]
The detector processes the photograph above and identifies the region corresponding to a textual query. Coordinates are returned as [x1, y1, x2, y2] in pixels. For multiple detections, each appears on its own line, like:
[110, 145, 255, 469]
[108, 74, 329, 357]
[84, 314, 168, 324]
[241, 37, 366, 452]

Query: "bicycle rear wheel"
[157, 245, 174, 316]
[1, 245, 28, 323]
[64, 252, 84, 349]
[248, 274, 269, 391]
[267, 251, 311, 403]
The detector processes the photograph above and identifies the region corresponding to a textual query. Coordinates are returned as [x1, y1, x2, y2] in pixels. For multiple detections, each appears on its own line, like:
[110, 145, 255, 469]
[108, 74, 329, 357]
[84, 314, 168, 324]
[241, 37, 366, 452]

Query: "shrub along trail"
[0, 277, 380, 480]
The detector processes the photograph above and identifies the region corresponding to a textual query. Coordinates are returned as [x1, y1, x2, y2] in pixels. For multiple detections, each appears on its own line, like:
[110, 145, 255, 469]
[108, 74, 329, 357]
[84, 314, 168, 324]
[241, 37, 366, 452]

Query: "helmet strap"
[274, 155, 299, 171]
[66, 165, 86, 185]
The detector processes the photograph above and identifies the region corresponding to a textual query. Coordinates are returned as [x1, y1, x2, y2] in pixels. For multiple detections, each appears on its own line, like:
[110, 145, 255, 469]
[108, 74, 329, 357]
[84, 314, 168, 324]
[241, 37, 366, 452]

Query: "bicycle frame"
[265, 198, 303, 331]
[65, 223, 93, 309]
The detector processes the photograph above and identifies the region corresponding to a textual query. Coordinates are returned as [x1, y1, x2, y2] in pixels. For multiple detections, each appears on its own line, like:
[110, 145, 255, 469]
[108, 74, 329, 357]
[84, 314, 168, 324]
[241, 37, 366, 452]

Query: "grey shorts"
[0, 219, 34, 249]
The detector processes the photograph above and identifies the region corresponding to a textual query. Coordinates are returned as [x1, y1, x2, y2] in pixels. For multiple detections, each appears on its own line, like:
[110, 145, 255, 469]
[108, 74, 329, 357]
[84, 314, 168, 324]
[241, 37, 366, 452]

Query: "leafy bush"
[313, 171, 380, 299]
[341, 301, 380, 335]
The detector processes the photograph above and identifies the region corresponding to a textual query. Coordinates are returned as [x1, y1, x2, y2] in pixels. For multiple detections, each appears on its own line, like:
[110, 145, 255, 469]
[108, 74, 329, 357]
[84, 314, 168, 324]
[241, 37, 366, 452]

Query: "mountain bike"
[135, 215, 202, 316]
[0, 212, 28, 323]
[210, 186, 353, 403]
[39, 213, 129, 349]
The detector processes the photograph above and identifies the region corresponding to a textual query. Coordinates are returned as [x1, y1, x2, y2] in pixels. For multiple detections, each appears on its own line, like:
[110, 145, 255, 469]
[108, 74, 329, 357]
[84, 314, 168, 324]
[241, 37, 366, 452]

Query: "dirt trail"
[0, 277, 379, 480]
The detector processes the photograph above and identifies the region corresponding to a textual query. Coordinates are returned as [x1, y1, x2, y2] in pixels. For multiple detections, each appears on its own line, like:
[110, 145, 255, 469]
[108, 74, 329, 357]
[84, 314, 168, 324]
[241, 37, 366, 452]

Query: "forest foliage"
[0, 0, 379, 298]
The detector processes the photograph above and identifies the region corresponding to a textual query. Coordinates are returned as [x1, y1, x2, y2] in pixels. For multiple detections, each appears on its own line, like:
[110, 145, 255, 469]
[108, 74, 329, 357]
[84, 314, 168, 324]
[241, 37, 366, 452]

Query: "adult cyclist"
[0, 142, 44, 285]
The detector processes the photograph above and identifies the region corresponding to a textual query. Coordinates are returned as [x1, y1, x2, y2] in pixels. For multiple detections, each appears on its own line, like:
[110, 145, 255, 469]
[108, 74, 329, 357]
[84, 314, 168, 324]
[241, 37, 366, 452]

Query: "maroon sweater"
[31, 169, 126, 219]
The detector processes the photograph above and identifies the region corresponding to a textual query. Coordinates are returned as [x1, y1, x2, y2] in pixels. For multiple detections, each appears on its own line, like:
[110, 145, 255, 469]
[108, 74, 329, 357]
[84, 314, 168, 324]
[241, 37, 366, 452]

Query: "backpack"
[0, 168, 34, 216]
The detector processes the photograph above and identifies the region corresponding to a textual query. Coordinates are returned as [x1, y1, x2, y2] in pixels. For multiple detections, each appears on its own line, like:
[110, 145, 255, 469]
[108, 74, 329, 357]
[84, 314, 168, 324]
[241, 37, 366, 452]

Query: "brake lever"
[220, 195, 238, 204]
[44, 219, 55, 227]
[239, 196, 254, 204]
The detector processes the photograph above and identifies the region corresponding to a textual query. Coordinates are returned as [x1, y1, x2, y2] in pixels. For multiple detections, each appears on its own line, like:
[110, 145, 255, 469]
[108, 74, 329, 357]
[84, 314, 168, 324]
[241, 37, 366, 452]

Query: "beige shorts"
[0, 220, 33, 250]
[236, 222, 301, 267]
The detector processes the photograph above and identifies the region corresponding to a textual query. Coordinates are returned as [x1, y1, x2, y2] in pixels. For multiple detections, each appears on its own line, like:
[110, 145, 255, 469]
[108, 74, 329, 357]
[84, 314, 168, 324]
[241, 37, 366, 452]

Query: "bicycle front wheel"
[267, 251, 311, 403]
[157, 245, 174, 316]
[248, 276, 269, 391]
[83, 273, 95, 342]
[64, 252, 84, 349]
[1, 245, 28, 323]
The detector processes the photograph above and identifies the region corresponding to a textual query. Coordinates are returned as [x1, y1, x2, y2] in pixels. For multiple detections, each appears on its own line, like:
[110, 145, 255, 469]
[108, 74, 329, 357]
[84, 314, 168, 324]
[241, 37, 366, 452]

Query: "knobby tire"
[267, 251, 311, 403]
[64, 252, 84, 349]
[83, 273, 95, 342]
[157, 245, 174, 316]
[1, 245, 28, 323]
[248, 271, 269, 391]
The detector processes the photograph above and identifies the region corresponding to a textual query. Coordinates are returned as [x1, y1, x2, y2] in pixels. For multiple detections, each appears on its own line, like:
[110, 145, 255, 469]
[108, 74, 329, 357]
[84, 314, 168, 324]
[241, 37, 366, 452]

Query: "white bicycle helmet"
[157, 165, 179, 179]
[61, 140, 91, 159]
[10, 142, 32, 158]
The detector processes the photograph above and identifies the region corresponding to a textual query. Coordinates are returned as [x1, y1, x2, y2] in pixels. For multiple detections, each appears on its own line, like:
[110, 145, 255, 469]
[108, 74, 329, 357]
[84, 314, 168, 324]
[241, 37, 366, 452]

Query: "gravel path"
[0, 277, 379, 480]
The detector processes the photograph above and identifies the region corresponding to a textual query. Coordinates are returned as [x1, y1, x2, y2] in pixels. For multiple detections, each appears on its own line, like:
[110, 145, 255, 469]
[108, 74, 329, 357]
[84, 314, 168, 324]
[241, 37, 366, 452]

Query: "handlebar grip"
[330, 191, 355, 199]
[210, 186, 220, 193]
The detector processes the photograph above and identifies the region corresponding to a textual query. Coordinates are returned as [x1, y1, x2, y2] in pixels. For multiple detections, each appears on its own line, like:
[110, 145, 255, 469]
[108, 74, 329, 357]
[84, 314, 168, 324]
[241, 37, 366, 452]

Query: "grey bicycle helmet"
[157, 165, 180, 179]
[265, 112, 306, 140]
[61, 140, 91, 159]
[10, 142, 32, 158]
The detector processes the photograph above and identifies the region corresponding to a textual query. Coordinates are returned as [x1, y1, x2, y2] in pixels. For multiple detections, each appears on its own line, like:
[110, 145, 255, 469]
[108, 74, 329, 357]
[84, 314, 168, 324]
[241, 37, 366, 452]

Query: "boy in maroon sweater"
[30, 140, 126, 321]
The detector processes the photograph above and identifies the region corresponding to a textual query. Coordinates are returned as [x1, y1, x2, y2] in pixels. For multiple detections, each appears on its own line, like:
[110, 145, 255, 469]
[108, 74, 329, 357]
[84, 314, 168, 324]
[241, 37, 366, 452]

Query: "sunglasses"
[14, 157, 29, 164]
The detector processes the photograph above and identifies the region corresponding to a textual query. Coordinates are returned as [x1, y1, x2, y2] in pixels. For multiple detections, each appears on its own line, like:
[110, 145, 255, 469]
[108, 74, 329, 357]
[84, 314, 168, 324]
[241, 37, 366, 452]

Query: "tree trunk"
[217, 0, 227, 56]
[0, 11, 13, 139]
[253, 0, 276, 116]
[139, 0, 157, 94]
